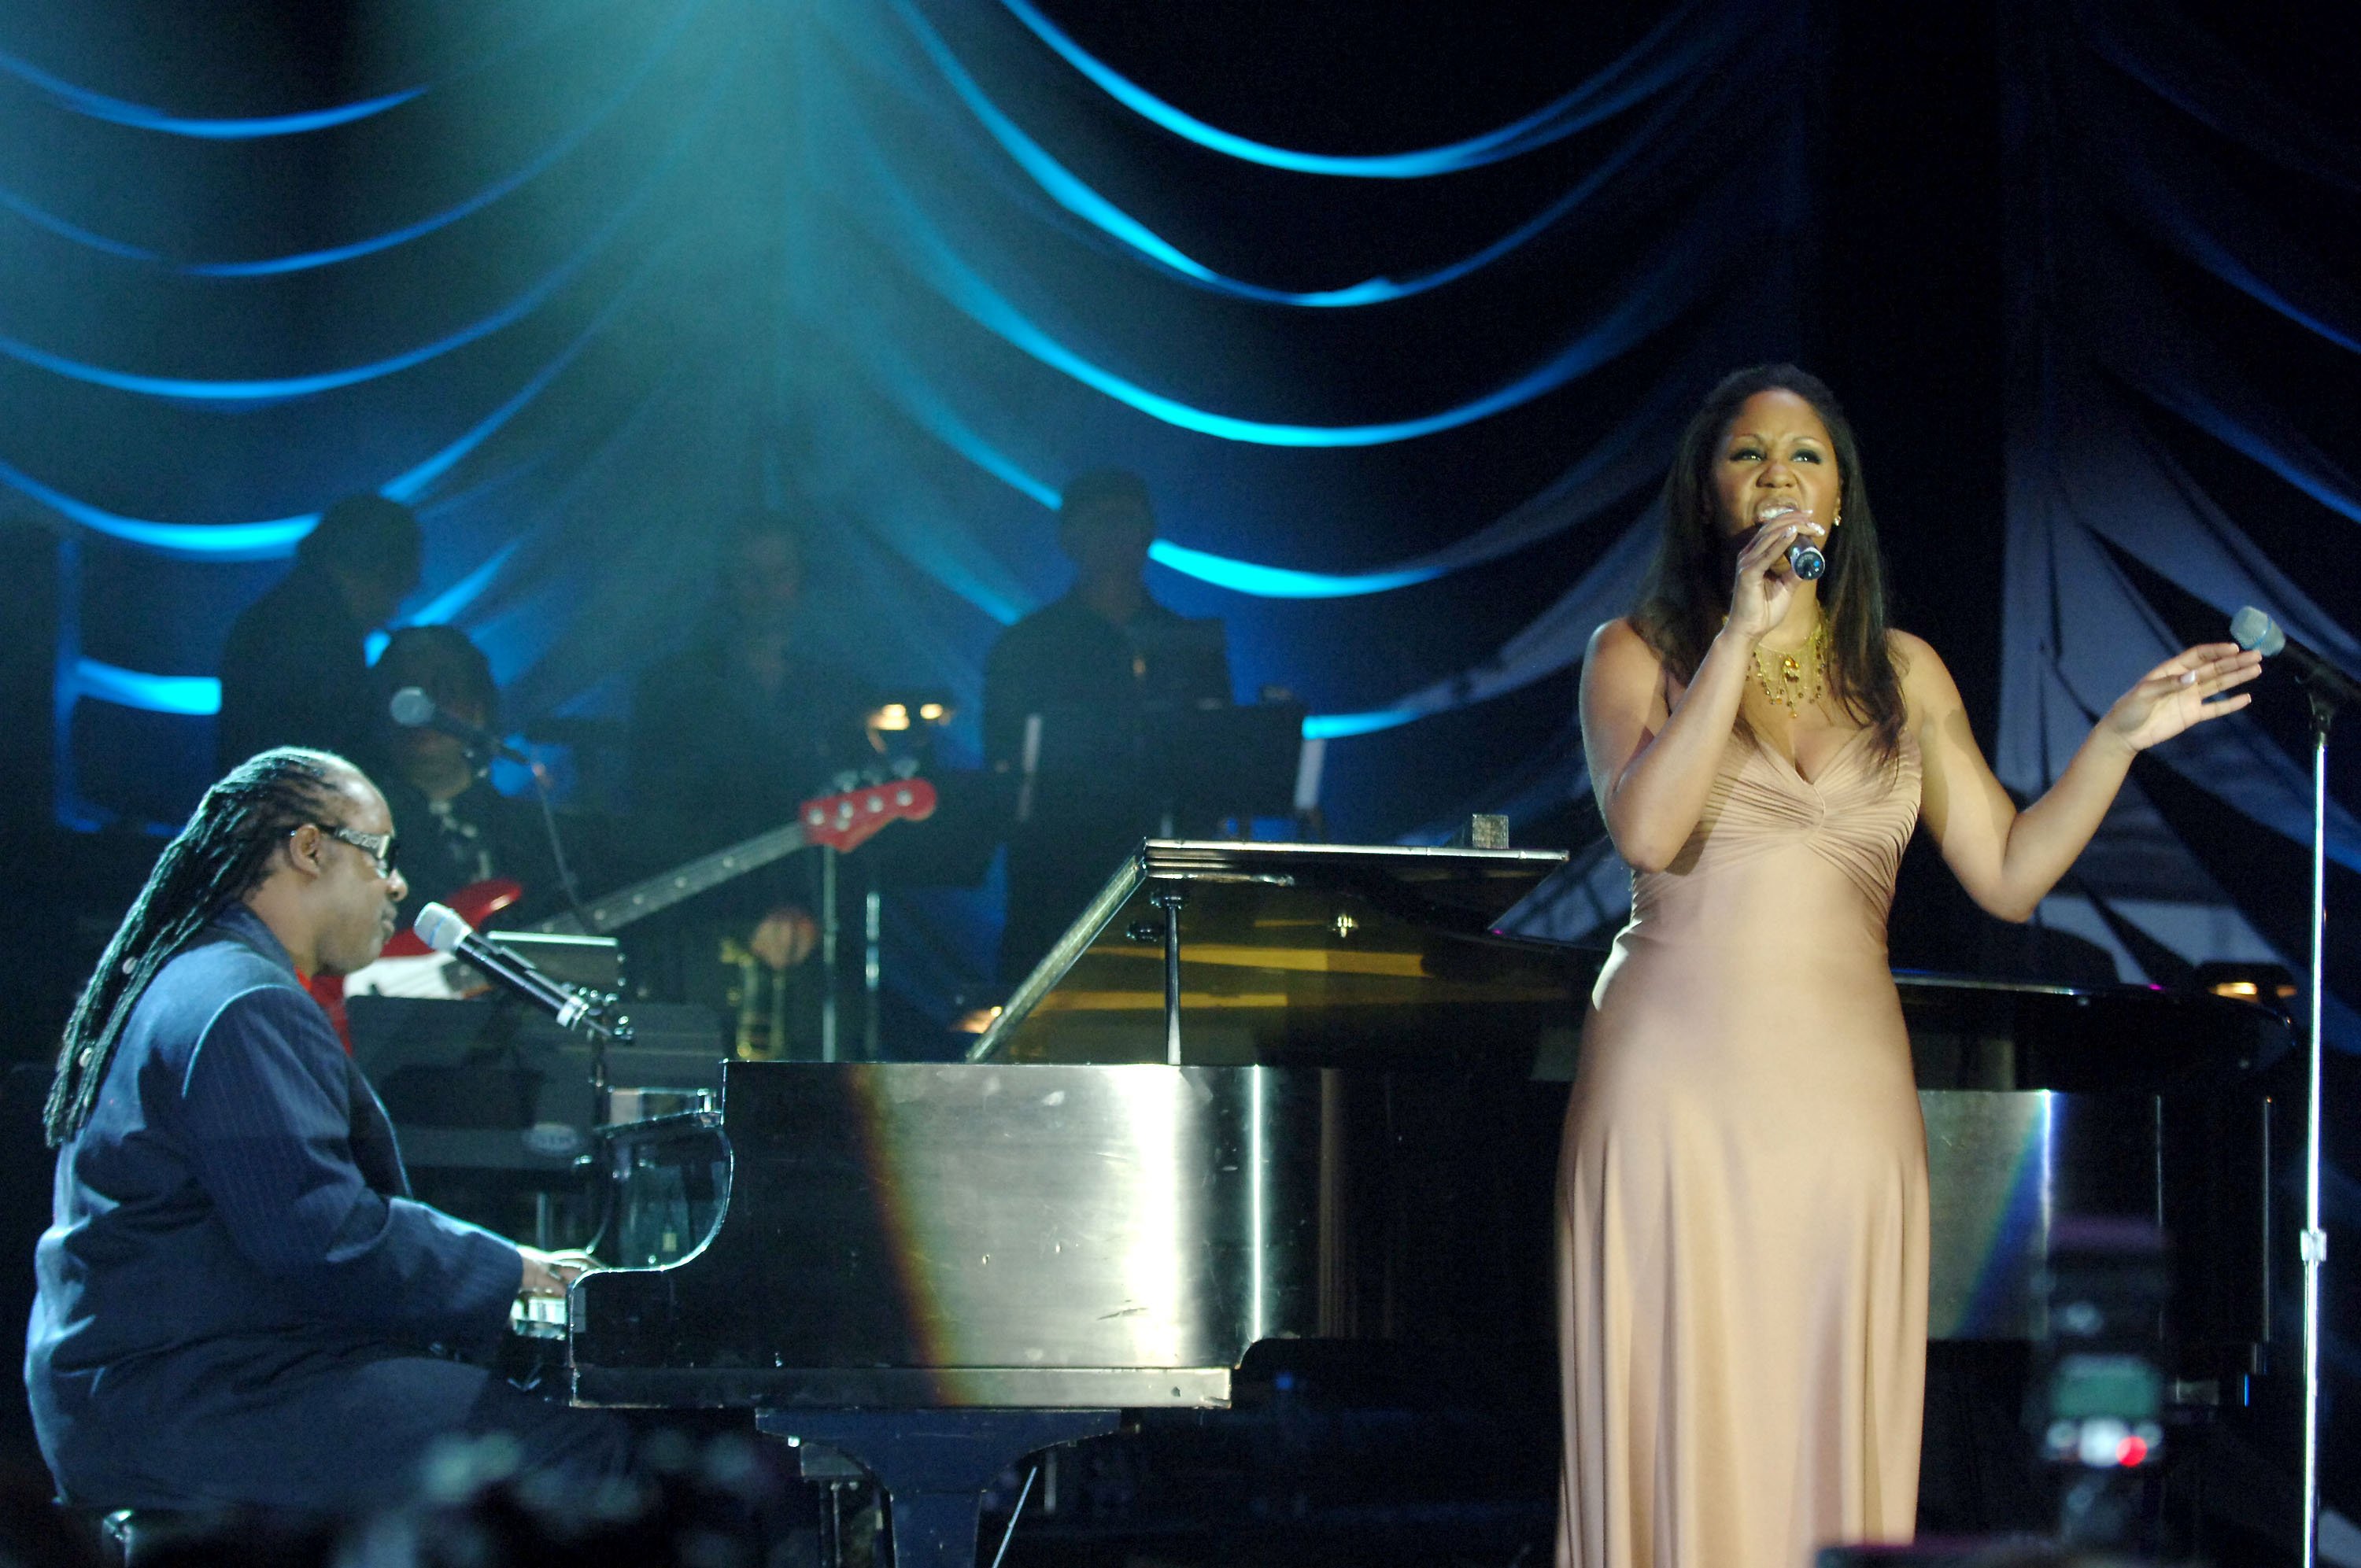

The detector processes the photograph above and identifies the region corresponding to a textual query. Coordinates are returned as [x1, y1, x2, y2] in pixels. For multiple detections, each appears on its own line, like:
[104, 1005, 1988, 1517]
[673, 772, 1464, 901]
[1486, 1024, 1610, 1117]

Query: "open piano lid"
[969, 839, 1575, 1067]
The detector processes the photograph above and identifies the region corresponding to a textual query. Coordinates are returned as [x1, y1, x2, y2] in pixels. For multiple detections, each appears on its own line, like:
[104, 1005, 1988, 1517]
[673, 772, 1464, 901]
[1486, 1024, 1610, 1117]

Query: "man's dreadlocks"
[44, 747, 352, 1147]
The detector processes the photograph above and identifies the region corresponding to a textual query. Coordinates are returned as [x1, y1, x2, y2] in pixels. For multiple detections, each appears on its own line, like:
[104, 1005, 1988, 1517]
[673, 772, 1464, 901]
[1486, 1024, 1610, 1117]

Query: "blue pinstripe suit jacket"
[24, 903, 523, 1505]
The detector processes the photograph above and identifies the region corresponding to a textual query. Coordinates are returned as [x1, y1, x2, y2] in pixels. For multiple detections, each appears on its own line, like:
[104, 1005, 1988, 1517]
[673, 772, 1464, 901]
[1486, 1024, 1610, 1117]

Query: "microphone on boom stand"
[2230, 606, 2361, 707]
[2230, 604, 2349, 1568]
[414, 901, 626, 1123]
[390, 687, 534, 766]
[413, 902, 624, 1039]
[391, 687, 595, 931]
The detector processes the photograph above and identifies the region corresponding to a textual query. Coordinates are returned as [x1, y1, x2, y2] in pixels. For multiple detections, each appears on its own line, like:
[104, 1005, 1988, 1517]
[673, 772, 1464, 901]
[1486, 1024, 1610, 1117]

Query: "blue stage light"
[1147, 541, 1436, 600]
[1302, 709, 1417, 740]
[894, 187, 1676, 446]
[0, 0, 705, 278]
[0, 78, 713, 402]
[992, 0, 1719, 179]
[0, 1, 640, 141]
[0, 264, 655, 560]
[899, 0, 1682, 307]
[71, 659, 220, 716]
[0, 43, 421, 138]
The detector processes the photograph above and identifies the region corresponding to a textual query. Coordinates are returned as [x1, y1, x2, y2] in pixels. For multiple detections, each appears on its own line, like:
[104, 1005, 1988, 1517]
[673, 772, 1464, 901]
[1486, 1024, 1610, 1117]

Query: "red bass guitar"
[311, 778, 937, 1039]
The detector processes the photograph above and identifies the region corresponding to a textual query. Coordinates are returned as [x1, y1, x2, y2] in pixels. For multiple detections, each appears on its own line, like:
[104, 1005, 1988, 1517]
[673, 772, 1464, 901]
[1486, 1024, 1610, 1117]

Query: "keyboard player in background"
[371, 625, 563, 932]
[983, 469, 1232, 984]
[24, 748, 631, 1515]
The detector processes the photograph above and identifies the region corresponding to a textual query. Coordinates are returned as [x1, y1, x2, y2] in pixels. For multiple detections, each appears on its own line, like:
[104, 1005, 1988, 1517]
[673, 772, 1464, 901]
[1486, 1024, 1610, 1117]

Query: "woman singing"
[1555, 365, 2259, 1568]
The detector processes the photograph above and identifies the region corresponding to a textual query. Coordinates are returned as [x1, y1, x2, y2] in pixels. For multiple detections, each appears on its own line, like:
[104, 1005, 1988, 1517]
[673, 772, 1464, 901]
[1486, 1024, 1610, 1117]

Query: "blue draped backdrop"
[2, 0, 2355, 1522]
[1, 0, 1821, 990]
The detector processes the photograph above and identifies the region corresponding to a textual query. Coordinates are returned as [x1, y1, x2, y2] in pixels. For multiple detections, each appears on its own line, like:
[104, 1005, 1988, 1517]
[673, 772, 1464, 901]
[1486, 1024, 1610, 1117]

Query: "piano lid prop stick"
[1292, 736, 1325, 815]
[1149, 886, 1185, 1067]
[1017, 713, 1044, 825]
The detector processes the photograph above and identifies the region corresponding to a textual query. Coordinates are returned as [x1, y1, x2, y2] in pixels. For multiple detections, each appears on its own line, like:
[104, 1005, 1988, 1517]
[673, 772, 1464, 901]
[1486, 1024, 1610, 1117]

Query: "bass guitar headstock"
[800, 777, 938, 853]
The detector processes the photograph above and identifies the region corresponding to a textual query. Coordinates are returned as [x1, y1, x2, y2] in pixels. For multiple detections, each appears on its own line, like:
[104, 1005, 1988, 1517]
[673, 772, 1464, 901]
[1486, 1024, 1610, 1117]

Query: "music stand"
[1020, 698, 1307, 831]
[1151, 699, 1307, 825]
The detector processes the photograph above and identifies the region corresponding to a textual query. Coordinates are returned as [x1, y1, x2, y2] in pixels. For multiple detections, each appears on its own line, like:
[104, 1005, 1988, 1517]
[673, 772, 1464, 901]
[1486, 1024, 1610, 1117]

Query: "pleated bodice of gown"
[1557, 721, 1929, 1568]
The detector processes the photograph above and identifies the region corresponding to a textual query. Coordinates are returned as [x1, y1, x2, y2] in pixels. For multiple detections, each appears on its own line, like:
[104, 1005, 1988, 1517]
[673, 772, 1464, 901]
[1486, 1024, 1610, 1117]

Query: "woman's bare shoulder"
[1588, 616, 1662, 670]
[1585, 618, 1674, 720]
[1884, 629, 1965, 721]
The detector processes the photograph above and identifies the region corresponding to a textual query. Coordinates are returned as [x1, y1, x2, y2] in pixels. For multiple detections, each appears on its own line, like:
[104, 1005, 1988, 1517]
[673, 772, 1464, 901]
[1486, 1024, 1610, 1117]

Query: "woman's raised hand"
[1724, 515, 1823, 643]
[2102, 643, 2263, 754]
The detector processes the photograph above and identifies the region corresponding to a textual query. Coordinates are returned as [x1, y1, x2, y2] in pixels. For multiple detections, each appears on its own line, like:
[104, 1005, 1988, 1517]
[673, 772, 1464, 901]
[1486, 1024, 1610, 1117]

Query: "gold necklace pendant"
[1751, 623, 1827, 717]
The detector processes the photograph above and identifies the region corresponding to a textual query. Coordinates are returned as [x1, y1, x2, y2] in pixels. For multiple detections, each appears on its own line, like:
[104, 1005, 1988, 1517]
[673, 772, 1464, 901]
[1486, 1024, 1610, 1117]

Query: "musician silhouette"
[626, 511, 874, 1050]
[370, 625, 562, 932]
[216, 493, 421, 776]
[984, 470, 1232, 984]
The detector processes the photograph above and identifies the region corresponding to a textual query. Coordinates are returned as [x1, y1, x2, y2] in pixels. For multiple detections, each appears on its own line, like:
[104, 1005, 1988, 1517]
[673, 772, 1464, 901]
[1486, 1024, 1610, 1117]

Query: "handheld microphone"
[1758, 504, 1825, 581]
[2230, 607, 2359, 708]
[389, 687, 532, 766]
[412, 902, 626, 1040]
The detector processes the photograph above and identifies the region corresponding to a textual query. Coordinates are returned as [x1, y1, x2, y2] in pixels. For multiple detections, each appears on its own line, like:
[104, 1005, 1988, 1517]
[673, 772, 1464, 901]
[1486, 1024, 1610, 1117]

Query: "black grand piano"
[563, 840, 2289, 1566]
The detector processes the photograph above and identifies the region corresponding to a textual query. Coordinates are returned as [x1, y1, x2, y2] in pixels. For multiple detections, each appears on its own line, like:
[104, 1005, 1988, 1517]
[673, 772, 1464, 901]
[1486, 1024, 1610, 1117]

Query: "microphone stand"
[586, 992, 622, 1129]
[418, 892, 630, 1138]
[498, 751, 612, 1123]
[2297, 680, 2337, 1568]
[523, 759, 593, 934]
[461, 734, 594, 935]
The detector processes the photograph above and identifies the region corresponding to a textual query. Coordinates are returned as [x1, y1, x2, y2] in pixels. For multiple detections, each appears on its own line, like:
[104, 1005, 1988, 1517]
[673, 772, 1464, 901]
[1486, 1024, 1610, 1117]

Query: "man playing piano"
[24, 748, 630, 1515]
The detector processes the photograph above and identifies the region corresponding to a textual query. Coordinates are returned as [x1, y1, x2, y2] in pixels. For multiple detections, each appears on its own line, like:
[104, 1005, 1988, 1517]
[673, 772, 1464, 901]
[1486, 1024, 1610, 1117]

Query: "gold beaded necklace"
[1749, 619, 1830, 717]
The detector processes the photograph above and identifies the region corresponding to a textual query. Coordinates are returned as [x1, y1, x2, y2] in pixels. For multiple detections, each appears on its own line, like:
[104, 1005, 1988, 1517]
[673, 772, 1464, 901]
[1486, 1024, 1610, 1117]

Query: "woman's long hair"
[1631, 363, 1907, 762]
[44, 748, 349, 1146]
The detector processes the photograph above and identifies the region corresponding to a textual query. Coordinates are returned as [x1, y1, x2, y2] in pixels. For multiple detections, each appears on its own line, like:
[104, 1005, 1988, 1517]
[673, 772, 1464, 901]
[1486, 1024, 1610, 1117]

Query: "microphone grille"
[412, 902, 472, 955]
[2229, 606, 2285, 657]
[389, 687, 437, 727]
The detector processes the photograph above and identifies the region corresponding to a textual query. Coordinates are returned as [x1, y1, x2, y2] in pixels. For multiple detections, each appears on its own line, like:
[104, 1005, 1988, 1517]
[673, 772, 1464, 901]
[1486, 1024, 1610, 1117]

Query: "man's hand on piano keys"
[518, 1245, 599, 1299]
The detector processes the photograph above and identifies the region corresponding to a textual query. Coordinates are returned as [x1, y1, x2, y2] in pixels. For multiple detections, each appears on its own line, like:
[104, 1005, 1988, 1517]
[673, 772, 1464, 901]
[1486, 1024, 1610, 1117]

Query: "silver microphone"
[1760, 505, 1824, 581]
[389, 687, 531, 766]
[413, 902, 624, 1039]
[2230, 607, 2359, 707]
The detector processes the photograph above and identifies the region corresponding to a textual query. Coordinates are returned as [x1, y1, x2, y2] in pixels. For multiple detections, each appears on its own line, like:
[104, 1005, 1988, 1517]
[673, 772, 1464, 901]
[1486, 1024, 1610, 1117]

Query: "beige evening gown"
[1557, 721, 1929, 1568]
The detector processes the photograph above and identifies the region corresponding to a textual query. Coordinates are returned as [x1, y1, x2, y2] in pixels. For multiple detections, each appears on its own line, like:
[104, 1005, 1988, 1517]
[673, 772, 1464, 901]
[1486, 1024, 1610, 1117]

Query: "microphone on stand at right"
[2230, 607, 2360, 707]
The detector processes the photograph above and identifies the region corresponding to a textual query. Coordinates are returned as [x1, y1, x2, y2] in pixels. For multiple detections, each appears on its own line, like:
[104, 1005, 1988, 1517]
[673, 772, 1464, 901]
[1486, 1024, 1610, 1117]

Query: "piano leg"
[754, 1408, 1118, 1568]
